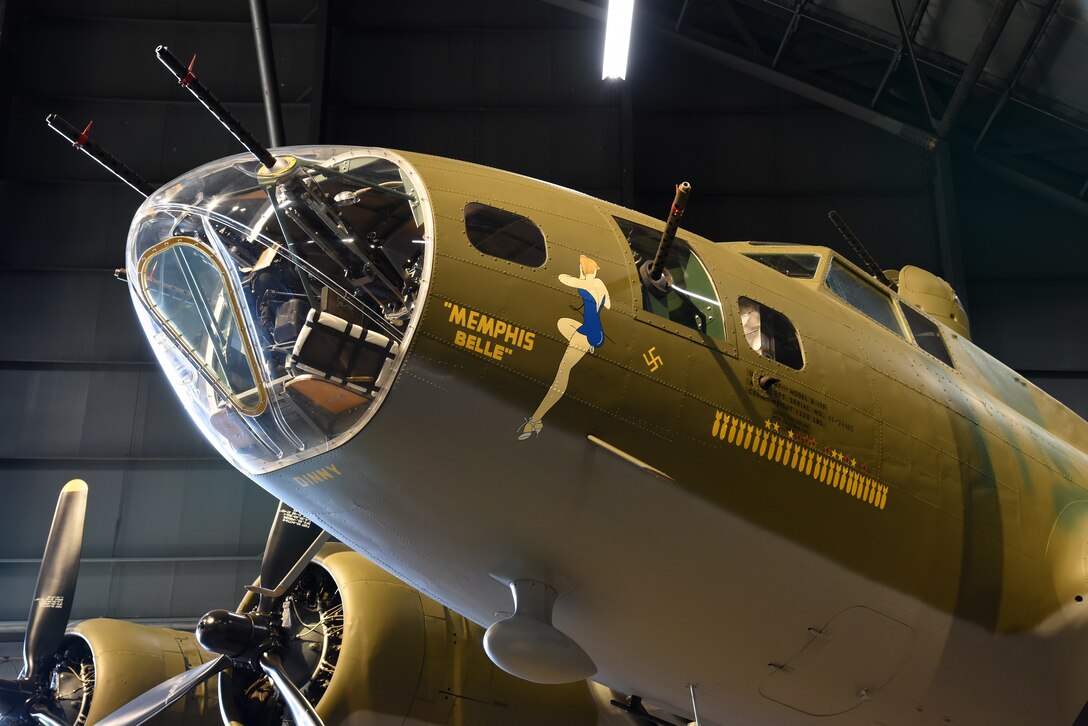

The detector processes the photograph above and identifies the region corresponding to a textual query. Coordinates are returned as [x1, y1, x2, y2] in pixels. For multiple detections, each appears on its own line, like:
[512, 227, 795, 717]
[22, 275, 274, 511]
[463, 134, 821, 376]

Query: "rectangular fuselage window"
[900, 303, 955, 368]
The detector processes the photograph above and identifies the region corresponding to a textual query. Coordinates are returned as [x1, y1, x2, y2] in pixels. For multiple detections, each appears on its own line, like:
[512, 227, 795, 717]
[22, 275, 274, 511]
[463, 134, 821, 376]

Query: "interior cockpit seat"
[284, 308, 399, 427]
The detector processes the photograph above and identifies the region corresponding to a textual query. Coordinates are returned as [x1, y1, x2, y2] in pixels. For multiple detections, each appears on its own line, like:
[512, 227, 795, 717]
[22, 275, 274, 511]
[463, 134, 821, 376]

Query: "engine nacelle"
[222, 544, 645, 725]
[59, 619, 218, 725]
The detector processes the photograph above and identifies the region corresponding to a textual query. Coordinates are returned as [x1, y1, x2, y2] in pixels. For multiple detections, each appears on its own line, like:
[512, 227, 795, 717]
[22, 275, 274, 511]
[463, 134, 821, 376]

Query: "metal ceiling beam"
[936, 0, 1018, 138]
[889, 0, 934, 129]
[871, 0, 928, 108]
[676, 0, 693, 31]
[974, 0, 1062, 150]
[539, 0, 937, 149]
[772, 0, 810, 69]
[715, 0, 766, 61]
[537, 0, 1088, 217]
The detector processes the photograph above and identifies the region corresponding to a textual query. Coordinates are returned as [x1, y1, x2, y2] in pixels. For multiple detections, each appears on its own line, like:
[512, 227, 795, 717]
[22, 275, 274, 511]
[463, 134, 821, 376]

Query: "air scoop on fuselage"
[124, 146, 434, 477]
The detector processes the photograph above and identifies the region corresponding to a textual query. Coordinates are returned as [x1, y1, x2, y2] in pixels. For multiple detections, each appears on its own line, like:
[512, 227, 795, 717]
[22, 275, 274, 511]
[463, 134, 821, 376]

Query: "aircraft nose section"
[124, 146, 432, 475]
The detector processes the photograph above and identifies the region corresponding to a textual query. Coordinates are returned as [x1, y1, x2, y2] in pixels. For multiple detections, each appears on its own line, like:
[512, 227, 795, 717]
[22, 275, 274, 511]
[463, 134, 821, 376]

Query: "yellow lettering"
[449, 304, 467, 327]
[468, 311, 479, 329]
[524, 332, 535, 351]
[477, 315, 495, 337]
[504, 324, 520, 345]
[328, 464, 341, 476]
[455, 330, 466, 346]
[494, 320, 508, 338]
[293, 476, 308, 487]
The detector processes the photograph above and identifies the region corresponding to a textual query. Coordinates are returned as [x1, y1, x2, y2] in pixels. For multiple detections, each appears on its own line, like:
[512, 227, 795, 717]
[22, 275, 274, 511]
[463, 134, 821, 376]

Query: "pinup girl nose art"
[518, 254, 610, 440]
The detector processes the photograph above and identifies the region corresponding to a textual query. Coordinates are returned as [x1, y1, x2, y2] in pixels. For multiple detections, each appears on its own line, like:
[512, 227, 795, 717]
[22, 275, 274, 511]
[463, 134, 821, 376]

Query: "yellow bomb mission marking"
[293, 464, 342, 488]
[710, 412, 888, 511]
[444, 301, 536, 363]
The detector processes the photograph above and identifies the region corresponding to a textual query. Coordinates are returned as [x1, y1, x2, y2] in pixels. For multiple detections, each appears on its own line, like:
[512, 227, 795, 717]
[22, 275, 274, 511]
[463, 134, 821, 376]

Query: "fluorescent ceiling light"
[602, 0, 634, 80]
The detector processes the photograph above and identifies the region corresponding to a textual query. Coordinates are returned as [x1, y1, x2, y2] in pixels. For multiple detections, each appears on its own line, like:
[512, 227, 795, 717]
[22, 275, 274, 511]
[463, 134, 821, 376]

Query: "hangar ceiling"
[0, 0, 1084, 668]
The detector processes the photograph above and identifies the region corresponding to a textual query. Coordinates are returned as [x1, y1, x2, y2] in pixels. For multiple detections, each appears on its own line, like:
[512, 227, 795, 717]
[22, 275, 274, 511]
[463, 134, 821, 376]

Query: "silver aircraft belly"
[252, 353, 1064, 725]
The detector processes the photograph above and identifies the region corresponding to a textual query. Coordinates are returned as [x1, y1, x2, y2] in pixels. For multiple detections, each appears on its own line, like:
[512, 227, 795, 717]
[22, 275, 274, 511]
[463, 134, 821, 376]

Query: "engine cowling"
[220, 544, 645, 725]
[57, 619, 219, 725]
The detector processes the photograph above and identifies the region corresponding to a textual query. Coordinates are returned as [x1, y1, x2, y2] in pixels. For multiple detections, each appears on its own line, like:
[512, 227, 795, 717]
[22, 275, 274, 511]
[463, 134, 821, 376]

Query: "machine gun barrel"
[643, 181, 691, 289]
[46, 114, 154, 198]
[155, 45, 278, 170]
[827, 210, 897, 290]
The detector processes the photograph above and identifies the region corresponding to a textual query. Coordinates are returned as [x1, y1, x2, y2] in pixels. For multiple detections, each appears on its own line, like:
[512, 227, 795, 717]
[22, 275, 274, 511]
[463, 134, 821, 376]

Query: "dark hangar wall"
[0, 0, 1083, 651]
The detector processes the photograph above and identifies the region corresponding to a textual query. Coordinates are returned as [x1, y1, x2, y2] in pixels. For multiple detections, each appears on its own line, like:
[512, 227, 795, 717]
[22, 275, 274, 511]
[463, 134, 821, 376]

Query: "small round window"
[464, 203, 546, 267]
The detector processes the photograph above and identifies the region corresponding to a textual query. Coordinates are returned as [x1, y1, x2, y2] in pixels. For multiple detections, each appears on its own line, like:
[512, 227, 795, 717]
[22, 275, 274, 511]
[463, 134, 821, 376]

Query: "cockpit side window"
[615, 217, 725, 341]
[824, 258, 905, 337]
[464, 203, 547, 267]
[900, 303, 955, 368]
[739, 297, 804, 370]
[744, 253, 822, 279]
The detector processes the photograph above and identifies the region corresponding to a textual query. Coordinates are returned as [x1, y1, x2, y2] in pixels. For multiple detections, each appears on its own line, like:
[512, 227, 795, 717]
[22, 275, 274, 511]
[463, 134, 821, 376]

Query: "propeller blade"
[258, 652, 323, 726]
[94, 654, 229, 726]
[246, 502, 328, 607]
[22, 480, 88, 682]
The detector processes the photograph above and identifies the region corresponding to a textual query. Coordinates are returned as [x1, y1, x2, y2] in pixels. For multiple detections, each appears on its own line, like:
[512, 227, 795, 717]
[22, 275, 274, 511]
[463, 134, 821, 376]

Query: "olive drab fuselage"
[132, 147, 1088, 725]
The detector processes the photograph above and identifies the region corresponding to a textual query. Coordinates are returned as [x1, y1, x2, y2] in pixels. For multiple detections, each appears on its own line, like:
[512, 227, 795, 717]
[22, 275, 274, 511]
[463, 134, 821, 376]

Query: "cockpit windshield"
[126, 146, 433, 475]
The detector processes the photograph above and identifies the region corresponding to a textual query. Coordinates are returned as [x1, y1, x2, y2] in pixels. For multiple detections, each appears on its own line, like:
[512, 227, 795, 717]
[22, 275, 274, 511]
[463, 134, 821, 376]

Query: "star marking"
[787, 430, 795, 439]
[764, 419, 772, 429]
[772, 422, 780, 432]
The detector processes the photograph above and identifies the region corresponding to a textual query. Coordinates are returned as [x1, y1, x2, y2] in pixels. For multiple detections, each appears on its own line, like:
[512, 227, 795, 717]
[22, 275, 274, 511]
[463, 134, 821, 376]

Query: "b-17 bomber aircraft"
[42, 46, 1088, 726]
